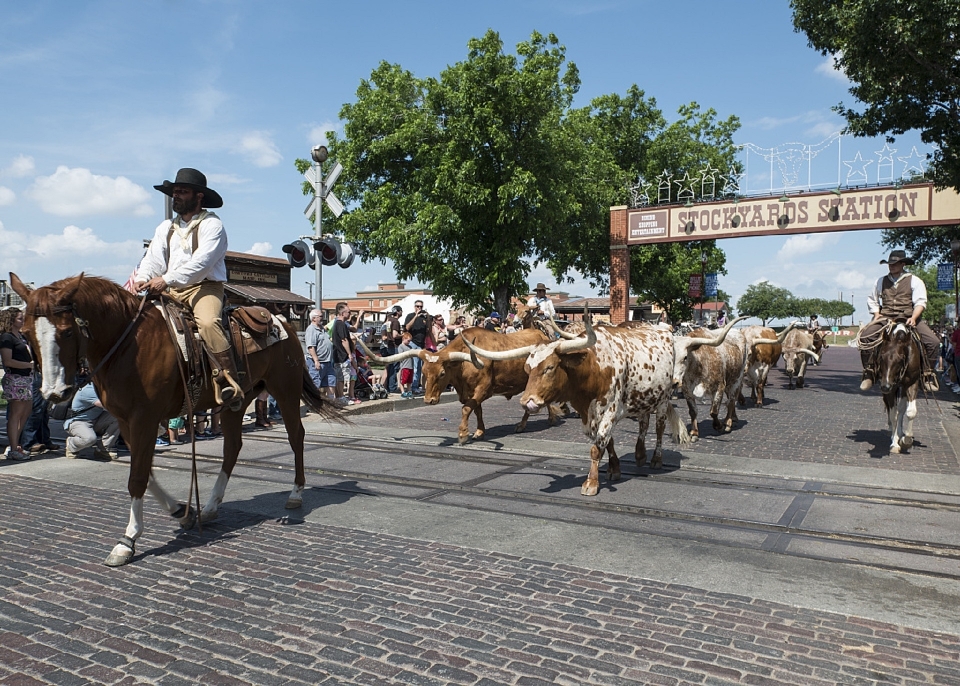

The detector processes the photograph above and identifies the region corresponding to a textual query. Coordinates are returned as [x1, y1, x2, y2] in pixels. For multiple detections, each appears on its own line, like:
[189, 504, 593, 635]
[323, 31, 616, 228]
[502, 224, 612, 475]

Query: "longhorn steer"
[675, 324, 747, 438]
[359, 328, 564, 444]
[740, 323, 796, 407]
[464, 315, 739, 496]
[781, 329, 820, 389]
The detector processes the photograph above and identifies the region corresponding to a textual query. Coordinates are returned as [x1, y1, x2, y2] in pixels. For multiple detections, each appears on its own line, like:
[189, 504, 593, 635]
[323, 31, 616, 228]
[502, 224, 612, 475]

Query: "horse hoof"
[200, 508, 219, 523]
[285, 498, 302, 510]
[890, 444, 901, 454]
[104, 544, 134, 567]
[580, 481, 599, 496]
[457, 435, 470, 445]
[178, 508, 197, 530]
[901, 437, 914, 450]
[690, 435, 699, 442]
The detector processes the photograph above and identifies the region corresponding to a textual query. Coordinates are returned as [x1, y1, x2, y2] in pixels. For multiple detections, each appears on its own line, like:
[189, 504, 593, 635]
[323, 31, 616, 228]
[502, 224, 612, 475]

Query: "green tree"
[736, 282, 794, 326]
[307, 30, 587, 316]
[791, 0, 960, 191]
[880, 224, 960, 266]
[820, 299, 855, 327]
[629, 242, 726, 325]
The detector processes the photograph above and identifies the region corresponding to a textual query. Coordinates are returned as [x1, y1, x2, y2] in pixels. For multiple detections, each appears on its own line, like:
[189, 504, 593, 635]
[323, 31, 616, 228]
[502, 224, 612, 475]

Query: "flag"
[123, 266, 139, 293]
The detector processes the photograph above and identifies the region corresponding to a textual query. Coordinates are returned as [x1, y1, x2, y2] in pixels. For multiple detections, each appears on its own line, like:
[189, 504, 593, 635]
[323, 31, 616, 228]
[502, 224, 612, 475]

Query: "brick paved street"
[348, 346, 960, 475]
[3, 474, 960, 686]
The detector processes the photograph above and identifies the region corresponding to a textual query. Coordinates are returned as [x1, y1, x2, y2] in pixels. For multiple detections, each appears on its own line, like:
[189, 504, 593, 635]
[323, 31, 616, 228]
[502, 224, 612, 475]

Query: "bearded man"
[133, 168, 243, 407]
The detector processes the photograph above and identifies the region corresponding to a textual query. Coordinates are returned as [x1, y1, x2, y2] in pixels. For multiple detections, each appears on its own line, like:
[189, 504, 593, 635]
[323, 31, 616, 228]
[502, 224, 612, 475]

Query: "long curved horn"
[682, 315, 747, 351]
[547, 316, 580, 340]
[445, 350, 484, 370]
[751, 320, 800, 350]
[777, 320, 799, 344]
[556, 307, 596, 353]
[783, 346, 820, 362]
[461, 335, 537, 361]
[356, 338, 421, 365]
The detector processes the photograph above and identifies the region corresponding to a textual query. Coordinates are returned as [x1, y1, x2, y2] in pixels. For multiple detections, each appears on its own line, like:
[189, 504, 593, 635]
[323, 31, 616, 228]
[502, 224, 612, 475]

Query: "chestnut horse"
[10, 273, 338, 566]
[875, 320, 922, 454]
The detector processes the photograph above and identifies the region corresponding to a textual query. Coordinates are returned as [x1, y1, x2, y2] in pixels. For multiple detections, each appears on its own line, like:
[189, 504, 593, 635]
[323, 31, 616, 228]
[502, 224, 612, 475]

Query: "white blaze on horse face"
[34, 317, 69, 399]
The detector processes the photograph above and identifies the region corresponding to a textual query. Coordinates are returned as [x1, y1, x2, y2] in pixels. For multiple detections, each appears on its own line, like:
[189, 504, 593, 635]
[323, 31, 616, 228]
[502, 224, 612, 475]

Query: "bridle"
[34, 296, 150, 390]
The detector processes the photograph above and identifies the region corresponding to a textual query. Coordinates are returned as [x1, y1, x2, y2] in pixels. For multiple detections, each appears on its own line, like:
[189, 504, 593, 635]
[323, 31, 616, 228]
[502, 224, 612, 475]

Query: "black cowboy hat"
[880, 249, 915, 265]
[154, 168, 223, 208]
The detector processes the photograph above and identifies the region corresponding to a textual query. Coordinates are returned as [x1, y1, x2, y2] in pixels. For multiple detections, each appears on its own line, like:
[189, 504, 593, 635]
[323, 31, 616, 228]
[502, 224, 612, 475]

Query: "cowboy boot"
[255, 399, 272, 427]
[210, 349, 244, 411]
[860, 367, 875, 391]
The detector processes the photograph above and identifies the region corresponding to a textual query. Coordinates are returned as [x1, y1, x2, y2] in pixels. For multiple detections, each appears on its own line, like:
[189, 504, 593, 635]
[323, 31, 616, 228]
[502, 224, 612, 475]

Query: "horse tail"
[301, 367, 346, 422]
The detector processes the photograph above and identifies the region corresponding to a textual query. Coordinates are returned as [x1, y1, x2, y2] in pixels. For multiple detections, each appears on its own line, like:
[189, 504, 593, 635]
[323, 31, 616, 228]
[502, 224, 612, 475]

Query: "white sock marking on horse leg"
[204, 470, 230, 515]
[147, 476, 180, 514]
[123, 498, 144, 541]
[288, 484, 304, 503]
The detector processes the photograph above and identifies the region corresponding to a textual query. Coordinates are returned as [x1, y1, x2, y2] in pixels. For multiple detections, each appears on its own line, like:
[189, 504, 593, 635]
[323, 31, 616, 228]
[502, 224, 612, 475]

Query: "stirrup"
[859, 369, 874, 391]
[923, 372, 940, 392]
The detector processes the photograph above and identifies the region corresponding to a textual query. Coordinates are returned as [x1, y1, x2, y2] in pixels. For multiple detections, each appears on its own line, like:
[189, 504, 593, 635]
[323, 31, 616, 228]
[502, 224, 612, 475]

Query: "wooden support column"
[609, 205, 629, 324]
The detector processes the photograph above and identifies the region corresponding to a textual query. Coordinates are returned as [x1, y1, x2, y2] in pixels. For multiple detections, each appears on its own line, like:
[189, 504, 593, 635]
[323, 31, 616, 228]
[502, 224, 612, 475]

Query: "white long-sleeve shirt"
[136, 212, 228, 287]
[866, 272, 927, 315]
[526, 295, 556, 319]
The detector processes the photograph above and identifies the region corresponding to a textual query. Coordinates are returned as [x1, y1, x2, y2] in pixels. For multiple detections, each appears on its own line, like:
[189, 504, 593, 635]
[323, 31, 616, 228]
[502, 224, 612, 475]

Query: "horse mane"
[42, 274, 140, 320]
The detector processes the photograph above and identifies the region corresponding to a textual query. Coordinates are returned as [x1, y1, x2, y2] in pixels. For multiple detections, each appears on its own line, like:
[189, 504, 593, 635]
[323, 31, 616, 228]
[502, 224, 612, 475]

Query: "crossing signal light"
[314, 237, 355, 268]
[282, 239, 314, 268]
[315, 237, 341, 267]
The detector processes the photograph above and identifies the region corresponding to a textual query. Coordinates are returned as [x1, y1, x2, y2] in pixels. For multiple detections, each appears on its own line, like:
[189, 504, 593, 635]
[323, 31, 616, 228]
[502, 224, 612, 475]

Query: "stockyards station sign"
[622, 182, 960, 245]
[608, 181, 960, 324]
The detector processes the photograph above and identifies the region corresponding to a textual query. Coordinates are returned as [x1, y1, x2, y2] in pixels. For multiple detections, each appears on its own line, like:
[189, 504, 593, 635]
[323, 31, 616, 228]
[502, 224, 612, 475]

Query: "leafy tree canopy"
[302, 30, 738, 316]
[881, 224, 960, 266]
[791, 0, 960, 191]
[737, 282, 795, 326]
[305, 30, 586, 315]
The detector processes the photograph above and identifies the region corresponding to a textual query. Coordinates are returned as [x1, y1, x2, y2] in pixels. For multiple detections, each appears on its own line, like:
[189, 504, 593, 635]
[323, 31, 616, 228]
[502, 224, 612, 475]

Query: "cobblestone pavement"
[351, 347, 960, 475]
[2, 474, 960, 686]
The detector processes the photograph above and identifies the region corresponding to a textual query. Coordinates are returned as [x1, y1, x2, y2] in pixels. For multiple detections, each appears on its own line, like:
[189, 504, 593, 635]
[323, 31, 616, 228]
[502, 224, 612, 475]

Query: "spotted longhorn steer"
[780, 328, 820, 389]
[674, 321, 748, 438]
[359, 328, 565, 444]
[739, 323, 796, 407]
[464, 316, 739, 496]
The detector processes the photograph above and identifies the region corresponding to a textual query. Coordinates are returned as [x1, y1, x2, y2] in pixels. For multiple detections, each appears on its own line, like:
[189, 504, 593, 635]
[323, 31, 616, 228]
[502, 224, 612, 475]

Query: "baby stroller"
[354, 366, 389, 400]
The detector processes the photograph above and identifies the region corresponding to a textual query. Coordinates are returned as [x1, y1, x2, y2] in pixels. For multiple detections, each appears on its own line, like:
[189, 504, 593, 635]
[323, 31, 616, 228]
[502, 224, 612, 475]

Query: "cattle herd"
[363, 311, 823, 498]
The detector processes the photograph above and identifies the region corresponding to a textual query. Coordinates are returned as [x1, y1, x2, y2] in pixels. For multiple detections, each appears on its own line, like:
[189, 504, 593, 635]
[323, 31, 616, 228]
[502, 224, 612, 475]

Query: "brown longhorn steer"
[359, 328, 565, 444]
[675, 325, 747, 438]
[739, 323, 796, 407]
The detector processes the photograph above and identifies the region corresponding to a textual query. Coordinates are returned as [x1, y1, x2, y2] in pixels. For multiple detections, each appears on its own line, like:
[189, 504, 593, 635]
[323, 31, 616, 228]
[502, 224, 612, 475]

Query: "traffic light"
[313, 237, 356, 269]
[282, 239, 314, 268]
[315, 237, 341, 267]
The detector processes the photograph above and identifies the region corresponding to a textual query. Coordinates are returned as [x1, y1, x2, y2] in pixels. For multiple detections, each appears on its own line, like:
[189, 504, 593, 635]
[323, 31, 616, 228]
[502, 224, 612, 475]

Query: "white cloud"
[26, 166, 153, 217]
[0, 186, 14, 205]
[206, 173, 249, 186]
[0, 221, 143, 286]
[834, 269, 871, 290]
[308, 121, 341, 148]
[805, 121, 843, 139]
[247, 241, 272, 256]
[815, 53, 848, 83]
[4, 154, 35, 178]
[240, 131, 282, 167]
[776, 234, 839, 260]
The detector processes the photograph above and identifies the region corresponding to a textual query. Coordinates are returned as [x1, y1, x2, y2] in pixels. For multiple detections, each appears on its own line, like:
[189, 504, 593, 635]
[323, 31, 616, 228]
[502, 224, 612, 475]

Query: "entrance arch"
[608, 182, 960, 323]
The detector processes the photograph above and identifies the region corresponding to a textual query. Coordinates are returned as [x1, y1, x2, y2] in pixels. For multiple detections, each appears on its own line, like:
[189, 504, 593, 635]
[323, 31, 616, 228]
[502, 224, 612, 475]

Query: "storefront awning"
[224, 284, 313, 305]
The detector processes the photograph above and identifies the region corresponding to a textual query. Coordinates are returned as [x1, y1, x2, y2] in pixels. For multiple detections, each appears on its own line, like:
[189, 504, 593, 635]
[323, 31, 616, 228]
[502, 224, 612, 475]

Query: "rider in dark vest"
[860, 249, 940, 392]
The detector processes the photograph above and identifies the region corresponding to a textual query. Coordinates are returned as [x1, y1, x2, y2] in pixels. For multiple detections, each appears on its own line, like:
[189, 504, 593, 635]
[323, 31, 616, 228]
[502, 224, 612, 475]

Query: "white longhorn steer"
[463, 313, 740, 496]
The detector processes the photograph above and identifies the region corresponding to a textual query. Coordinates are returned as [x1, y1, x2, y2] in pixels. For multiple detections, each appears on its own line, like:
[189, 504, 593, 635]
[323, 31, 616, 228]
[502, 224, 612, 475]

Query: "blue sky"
[0, 0, 931, 321]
